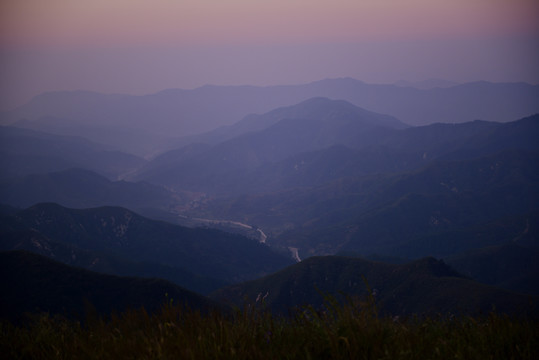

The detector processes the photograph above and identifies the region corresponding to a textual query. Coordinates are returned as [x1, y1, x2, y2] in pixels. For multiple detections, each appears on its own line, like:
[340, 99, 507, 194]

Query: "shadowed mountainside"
[0, 251, 225, 323]
[446, 243, 539, 296]
[0, 203, 293, 291]
[212, 256, 537, 316]
[0, 215, 226, 295]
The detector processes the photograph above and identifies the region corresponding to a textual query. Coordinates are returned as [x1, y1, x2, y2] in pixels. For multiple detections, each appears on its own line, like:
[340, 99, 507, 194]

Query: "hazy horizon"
[1, 0, 538, 110]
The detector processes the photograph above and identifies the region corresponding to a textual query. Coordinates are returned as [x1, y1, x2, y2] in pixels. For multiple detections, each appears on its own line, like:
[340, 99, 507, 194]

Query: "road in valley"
[178, 215, 267, 243]
[289, 247, 301, 262]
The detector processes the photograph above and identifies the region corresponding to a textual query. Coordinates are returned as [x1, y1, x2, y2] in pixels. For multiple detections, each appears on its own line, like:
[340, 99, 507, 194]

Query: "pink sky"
[1, 0, 538, 110]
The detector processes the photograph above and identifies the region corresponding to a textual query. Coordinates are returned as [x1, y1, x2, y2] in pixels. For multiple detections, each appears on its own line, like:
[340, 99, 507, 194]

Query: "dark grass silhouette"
[1, 293, 537, 359]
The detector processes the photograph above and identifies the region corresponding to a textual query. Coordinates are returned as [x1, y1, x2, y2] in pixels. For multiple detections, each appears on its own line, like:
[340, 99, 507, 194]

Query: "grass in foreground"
[1, 297, 538, 360]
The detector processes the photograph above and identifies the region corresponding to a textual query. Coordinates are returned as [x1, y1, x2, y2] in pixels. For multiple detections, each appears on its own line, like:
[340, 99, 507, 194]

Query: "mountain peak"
[262, 97, 407, 129]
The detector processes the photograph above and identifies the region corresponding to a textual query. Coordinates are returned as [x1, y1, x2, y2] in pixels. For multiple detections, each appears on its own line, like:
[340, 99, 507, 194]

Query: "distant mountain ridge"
[0, 126, 145, 179]
[3, 78, 537, 156]
[0, 168, 178, 213]
[393, 78, 459, 89]
[134, 110, 539, 196]
[132, 98, 407, 193]
[168, 96, 407, 149]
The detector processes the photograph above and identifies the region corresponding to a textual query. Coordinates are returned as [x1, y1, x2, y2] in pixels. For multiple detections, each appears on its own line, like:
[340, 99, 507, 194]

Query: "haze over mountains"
[0, 126, 145, 180]
[2, 79, 538, 156]
[1, 78, 538, 320]
[131, 97, 407, 194]
[0, 168, 177, 214]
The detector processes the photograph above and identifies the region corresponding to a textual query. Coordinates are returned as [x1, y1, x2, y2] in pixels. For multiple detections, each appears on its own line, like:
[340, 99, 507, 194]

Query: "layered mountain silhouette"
[169, 95, 407, 149]
[0, 168, 178, 214]
[132, 98, 407, 193]
[199, 150, 538, 258]
[133, 105, 538, 194]
[0, 126, 145, 179]
[3, 79, 537, 155]
[1, 83, 538, 318]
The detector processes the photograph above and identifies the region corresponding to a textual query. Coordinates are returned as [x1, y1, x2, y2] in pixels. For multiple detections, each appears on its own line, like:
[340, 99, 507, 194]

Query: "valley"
[176, 214, 267, 243]
[1, 79, 538, 323]
[3, 1, 538, 357]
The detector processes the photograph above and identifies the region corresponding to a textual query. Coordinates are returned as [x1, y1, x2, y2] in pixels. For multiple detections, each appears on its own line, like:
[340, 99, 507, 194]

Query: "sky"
[1, 0, 538, 110]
